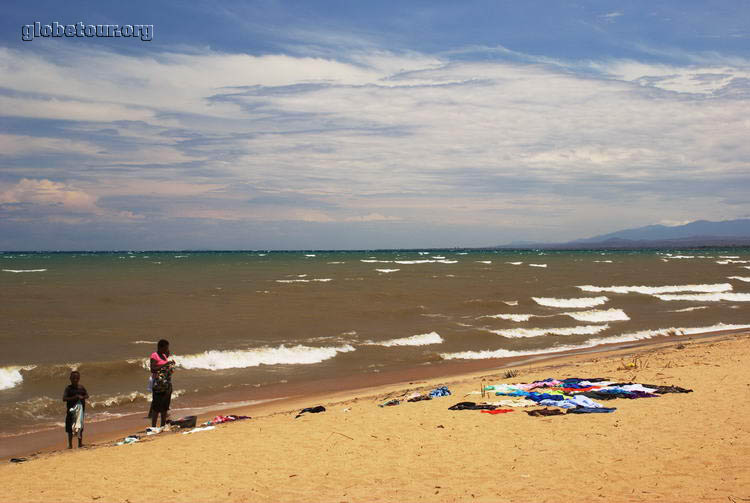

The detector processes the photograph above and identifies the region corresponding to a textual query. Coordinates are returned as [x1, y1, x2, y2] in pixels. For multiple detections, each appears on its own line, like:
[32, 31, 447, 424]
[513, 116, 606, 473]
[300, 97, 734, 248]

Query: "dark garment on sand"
[448, 402, 496, 411]
[525, 408, 566, 417]
[295, 405, 326, 418]
[568, 407, 616, 414]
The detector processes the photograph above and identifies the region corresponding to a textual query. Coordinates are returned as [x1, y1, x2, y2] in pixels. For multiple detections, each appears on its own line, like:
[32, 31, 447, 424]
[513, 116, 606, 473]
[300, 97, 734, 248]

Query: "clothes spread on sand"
[487, 399, 537, 408]
[481, 409, 513, 414]
[482, 377, 691, 416]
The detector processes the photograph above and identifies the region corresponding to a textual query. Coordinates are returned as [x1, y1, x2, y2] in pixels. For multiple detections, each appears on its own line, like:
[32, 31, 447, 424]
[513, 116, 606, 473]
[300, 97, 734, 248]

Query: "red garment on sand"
[561, 386, 601, 392]
[480, 409, 514, 414]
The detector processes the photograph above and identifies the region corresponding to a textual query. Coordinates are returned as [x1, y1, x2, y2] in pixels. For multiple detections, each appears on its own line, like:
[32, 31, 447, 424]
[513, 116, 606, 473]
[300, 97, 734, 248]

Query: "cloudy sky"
[1, 1, 749, 250]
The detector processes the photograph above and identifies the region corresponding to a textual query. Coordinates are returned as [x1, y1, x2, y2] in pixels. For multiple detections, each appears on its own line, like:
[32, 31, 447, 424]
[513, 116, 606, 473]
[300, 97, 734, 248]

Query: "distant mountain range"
[498, 219, 750, 249]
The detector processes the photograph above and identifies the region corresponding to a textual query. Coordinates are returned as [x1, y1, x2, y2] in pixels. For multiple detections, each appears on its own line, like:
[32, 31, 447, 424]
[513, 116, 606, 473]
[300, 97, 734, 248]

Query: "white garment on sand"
[182, 426, 216, 435]
[487, 399, 537, 408]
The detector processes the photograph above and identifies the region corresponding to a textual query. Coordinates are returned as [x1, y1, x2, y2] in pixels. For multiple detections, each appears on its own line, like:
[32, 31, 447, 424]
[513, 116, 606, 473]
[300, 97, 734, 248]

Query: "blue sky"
[1, 1, 749, 249]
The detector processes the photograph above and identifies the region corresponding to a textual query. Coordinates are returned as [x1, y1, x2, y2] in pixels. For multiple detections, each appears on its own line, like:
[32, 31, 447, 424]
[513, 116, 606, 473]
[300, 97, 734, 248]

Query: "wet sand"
[1, 330, 749, 502]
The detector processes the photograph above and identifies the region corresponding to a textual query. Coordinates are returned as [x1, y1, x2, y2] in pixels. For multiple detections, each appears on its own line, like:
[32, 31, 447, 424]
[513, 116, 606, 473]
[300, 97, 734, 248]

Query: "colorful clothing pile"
[449, 377, 692, 416]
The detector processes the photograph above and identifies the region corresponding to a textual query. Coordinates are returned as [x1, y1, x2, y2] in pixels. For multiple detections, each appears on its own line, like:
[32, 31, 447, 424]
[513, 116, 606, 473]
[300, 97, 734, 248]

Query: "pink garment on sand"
[150, 351, 170, 379]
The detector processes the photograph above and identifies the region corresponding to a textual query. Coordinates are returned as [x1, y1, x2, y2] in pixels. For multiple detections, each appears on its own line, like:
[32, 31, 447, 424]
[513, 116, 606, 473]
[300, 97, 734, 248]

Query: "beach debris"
[182, 426, 216, 435]
[145, 427, 163, 435]
[9, 458, 27, 463]
[295, 405, 326, 418]
[503, 369, 519, 379]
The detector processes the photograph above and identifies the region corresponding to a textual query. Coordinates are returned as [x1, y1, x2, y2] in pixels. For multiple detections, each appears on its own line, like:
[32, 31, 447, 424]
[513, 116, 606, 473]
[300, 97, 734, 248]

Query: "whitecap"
[365, 332, 443, 347]
[327, 261, 345, 264]
[487, 325, 609, 338]
[2, 269, 47, 273]
[440, 323, 750, 360]
[506, 262, 523, 265]
[653, 292, 750, 302]
[174, 344, 355, 370]
[529, 264, 547, 268]
[432, 256, 446, 259]
[483, 314, 536, 322]
[131, 340, 158, 345]
[577, 283, 732, 295]
[503, 300, 519, 306]
[360, 259, 393, 263]
[532, 296, 609, 308]
[593, 260, 613, 263]
[669, 306, 709, 312]
[476, 261, 492, 264]
[394, 260, 435, 264]
[562, 309, 630, 322]
[437, 260, 458, 264]
[728, 276, 750, 282]
[305, 254, 316, 257]
[0, 366, 34, 390]
[376, 269, 400, 273]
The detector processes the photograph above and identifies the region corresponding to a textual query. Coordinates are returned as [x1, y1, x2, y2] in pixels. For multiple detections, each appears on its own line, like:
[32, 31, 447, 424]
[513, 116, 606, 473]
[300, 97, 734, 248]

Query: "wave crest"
[532, 296, 609, 308]
[365, 332, 443, 347]
[173, 344, 355, 370]
[577, 283, 732, 295]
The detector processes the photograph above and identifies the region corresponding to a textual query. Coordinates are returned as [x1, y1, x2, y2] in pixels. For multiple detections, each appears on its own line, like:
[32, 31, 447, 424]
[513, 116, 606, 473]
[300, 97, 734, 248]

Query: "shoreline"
[3, 326, 747, 461]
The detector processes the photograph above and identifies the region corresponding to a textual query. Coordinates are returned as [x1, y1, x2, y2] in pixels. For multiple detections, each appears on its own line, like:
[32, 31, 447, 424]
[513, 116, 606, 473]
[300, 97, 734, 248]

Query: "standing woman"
[150, 339, 175, 427]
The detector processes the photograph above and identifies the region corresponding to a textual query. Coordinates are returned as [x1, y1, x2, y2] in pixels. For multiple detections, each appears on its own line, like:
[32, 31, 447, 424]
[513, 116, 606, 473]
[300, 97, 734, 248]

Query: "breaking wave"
[529, 264, 547, 268]
[0, 366, 34, 391]
[577, 283, 732, 295]
[652, 293, 750, 302]
[669, 306, 708, 312]
[487, 325, 609, 338]
[376, 269, 400, 273]
[484, 314, 536, 322]
[728, 276, 750, 282]
[173, 344, 356, 370]
[2, 269, 47, 273]
[440, 323, 750, 360]
[532, 296, 609, 308]
[365, 331, 443, 347]
[562, 309, 630, 322]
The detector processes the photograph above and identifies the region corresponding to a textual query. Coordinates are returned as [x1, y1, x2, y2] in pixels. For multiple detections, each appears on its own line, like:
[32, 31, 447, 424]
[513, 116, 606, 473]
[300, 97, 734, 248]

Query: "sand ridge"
[2, 333, 749, 502]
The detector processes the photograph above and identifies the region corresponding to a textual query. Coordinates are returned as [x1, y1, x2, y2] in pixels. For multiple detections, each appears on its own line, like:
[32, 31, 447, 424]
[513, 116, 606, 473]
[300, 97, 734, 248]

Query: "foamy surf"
[476, 261, 492, 264]
[365, 332, 443, 347]
[506, 262, 523, 265]
[0, 366, 33, 391]
[669, 306, 709, 312]
[484, 314, 536, 322]
[529, 264, 547, 268]
[376, 269, 400, 273]
[562, 308, 630, 322]
[173, 344, 356, 370]
[2, 269, 47, 273]
[577, 283, 732, 295]
[532, 296, 609, 308]
[652, 293, 750, 302]
[441, 323, 750, 360]
[487, 325, 609, 338]
[728, 276, 750, 282]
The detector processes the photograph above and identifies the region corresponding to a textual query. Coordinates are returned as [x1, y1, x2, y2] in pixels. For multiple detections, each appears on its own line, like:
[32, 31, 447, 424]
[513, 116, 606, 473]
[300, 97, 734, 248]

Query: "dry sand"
[2, 332, 749, 503]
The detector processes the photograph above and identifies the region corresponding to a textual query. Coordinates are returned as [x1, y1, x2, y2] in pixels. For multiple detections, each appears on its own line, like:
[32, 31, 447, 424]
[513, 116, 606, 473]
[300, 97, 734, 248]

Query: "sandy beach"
[2, 331, 749, 503]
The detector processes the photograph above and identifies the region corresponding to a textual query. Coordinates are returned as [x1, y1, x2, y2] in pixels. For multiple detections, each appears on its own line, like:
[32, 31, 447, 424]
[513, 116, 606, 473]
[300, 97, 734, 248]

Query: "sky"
[1, 1, 749, 250]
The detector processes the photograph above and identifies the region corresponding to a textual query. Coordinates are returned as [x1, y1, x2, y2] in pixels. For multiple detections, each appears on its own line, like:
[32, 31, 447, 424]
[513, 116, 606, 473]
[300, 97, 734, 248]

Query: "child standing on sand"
[62, 370, 89, 449]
